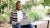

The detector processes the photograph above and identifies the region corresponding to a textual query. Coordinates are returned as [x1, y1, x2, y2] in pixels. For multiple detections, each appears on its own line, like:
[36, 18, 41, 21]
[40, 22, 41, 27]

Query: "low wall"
[31, 21, 48, 28]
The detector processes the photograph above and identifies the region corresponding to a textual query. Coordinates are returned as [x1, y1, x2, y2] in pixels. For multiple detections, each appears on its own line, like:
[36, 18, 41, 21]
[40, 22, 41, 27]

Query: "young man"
[10, 1, 33, 28]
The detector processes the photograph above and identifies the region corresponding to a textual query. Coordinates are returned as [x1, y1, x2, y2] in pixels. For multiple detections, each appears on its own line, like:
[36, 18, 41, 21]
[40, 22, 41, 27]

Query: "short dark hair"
[16, 1, 21, 5]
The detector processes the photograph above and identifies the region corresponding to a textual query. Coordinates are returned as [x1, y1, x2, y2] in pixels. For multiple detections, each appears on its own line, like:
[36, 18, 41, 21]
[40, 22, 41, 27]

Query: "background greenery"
[0, 0, 50, 23]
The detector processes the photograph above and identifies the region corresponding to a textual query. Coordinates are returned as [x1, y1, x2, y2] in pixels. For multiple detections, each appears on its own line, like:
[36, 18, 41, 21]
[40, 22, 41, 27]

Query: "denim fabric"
[12, 23, 20, 28]
[12, 24, 33, 28]
[21, 24, 33, 28]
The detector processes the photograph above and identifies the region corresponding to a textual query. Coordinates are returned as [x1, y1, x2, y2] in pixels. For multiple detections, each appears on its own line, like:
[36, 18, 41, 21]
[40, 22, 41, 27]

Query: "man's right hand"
[12, 21, 18, 25]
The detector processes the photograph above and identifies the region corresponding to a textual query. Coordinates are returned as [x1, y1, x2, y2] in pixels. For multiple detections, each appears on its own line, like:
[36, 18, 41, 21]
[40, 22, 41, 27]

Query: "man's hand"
[12, 21, 18, 25]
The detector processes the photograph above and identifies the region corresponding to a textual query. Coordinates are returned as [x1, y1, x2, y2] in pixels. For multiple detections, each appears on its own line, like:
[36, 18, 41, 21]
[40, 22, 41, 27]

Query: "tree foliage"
[43, 0, 50, 6]
[0, 0, 47, 22]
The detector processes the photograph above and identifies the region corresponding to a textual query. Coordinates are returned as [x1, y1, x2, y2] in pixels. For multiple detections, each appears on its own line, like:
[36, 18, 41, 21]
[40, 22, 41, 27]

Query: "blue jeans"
[21, 24, 33, 28]
[12, 23, 20, 28]
[12, 24, 33, 28]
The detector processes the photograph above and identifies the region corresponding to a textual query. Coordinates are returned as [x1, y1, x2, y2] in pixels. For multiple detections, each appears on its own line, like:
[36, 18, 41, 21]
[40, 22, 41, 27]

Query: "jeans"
[12, 23, 20, 28]
[12, 24, 33, 28]
[21, 24, 33, 28]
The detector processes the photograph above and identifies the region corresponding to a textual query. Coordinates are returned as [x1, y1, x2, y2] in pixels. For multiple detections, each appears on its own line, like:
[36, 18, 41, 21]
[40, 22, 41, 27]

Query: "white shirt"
[17, 10, 23, 22]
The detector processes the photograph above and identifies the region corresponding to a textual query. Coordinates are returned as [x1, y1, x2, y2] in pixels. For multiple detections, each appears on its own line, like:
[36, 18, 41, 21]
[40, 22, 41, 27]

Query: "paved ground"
[0, 23, 12, 28]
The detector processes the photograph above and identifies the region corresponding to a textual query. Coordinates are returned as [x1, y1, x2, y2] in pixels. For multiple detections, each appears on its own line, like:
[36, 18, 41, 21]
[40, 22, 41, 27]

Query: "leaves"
[43, 0, 50, 6]
[0, 0, 47, 22]
[27, 10, 43, 21]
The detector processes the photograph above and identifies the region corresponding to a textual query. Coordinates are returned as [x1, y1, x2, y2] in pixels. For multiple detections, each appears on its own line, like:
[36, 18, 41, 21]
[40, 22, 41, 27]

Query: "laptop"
[20, 19, 31, 25]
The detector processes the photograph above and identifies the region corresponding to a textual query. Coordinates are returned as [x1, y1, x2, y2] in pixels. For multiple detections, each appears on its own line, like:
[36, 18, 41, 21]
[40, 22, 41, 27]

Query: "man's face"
[16, 2, 22, 10]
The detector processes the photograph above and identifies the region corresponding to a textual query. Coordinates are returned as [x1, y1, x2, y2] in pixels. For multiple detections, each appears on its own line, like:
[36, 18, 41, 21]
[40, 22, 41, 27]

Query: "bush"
[27, 10, 46, 21]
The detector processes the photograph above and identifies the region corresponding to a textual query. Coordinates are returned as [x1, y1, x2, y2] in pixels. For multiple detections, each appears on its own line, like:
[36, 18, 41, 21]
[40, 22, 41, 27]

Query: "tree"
[0, 0, 16, 23]
[43, 0, 50, 6]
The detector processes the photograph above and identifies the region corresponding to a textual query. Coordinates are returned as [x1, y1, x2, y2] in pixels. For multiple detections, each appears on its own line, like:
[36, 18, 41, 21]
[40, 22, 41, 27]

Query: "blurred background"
[0, 0, 50, 23]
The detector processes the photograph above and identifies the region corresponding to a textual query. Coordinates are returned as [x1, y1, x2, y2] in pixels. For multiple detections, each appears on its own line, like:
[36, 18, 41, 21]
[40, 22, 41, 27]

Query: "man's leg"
[21, 24, 33, 28]
[12, 23, 20, 28]
[12, 25, 17, 28]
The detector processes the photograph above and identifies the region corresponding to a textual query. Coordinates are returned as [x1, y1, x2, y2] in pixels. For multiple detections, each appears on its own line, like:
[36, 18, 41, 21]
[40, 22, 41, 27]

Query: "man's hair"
[16, 1, 21, 5]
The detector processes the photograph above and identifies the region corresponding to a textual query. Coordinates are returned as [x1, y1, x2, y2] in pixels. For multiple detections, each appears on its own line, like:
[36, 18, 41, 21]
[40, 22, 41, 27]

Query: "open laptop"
[20, 19, 31, 25]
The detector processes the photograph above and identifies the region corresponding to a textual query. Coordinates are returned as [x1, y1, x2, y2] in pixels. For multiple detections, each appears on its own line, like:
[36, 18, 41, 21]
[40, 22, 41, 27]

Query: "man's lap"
[12, 24, 33, 28]
[21, 24, 33, 28]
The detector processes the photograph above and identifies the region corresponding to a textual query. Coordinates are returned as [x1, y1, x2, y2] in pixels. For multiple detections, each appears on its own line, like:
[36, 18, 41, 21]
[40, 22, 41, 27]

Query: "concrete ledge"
[31, 21, 48, 28]
[41, 17, 50, 28]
